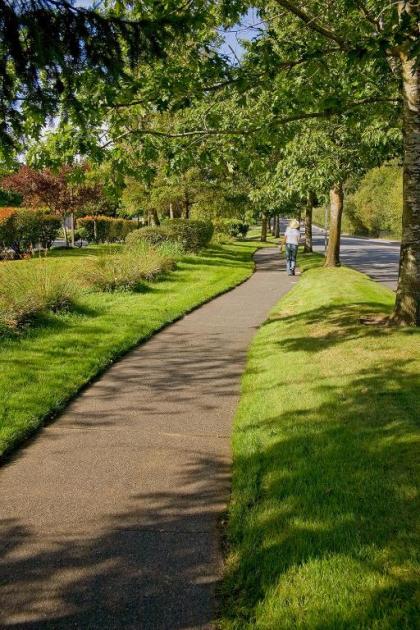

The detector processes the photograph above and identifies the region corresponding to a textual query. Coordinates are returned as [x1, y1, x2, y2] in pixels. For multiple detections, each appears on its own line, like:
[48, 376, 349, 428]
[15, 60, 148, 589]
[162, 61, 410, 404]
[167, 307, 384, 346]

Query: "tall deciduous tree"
[224, 0, 418, 321]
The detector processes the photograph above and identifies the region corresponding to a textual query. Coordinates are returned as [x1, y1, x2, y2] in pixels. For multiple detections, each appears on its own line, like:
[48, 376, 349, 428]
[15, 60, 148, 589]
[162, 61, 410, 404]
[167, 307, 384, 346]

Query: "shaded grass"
[220, 254, 419, 629]
[0, 241, 260, 457]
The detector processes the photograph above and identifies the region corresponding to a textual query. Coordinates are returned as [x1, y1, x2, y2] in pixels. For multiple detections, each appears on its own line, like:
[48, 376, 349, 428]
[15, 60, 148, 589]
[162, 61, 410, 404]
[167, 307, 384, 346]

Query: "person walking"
[282, 219, 300, 275]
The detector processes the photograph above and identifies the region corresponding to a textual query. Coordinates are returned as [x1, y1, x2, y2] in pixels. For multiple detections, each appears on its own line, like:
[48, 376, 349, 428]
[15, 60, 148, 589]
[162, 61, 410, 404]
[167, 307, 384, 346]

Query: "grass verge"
[0, 240, 259, 457]
[220, 253, 419, 629]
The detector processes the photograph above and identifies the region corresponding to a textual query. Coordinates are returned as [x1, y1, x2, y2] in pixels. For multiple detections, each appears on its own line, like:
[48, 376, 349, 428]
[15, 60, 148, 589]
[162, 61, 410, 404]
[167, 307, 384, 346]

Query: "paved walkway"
[0, 248, 293, 629]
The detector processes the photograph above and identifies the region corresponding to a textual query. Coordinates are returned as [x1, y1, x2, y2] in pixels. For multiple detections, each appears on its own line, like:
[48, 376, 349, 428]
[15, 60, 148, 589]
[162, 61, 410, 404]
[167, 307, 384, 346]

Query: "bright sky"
[218, 8, 262, 64]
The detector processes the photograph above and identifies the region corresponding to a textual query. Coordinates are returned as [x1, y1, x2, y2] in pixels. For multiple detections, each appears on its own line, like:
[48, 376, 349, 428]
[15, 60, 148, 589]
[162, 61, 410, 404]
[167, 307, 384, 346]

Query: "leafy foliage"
[0, 207, 61, 258]
[1, 165, 103, 221]
[348, 162, 403, 237]
[0, 0, 202, 149]
[214, 218, 249, 239]
[127, 219, 214, 252]
[126, 225, 171, 247]
[77, 215, 136, 243]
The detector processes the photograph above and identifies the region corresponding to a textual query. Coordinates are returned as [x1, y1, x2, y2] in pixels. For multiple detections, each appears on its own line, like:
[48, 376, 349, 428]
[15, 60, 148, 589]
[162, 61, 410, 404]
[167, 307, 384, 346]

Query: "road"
[312, 225, 400, 290]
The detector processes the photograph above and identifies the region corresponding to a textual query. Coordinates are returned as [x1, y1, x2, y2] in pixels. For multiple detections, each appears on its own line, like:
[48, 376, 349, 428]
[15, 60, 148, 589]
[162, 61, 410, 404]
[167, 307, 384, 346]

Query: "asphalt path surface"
[0, 247, 294, 629]
[311, 225, 400, 290]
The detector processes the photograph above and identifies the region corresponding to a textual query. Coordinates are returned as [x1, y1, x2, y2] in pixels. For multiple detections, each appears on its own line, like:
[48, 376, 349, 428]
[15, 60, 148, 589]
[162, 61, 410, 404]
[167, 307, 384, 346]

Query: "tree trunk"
[63, 219, 69, 247]
[304, 192, 314, 253]
[325, 183, 343, 267]
[261, 213, 268, 242]
[169, 202, 174, 219]
[151, 209, 160, 226]
[392, 56, 420, 325]
[274, 214, 280, 238]
[184, 192, 190, 219]
[70, 212, 75, 247]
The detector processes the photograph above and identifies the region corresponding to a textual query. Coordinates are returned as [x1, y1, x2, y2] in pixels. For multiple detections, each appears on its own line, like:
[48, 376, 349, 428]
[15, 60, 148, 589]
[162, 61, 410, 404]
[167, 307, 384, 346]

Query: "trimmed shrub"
[0, 208, 16, 256]
[126, 226, 170, 247]
[37, 214, 61, 249]
[77, 215, 137, 243]
[0, 208, 61, 258]
[0, 262, 79, 334]
[167, 219, 213, 251]
[214, 218, 249, 239]
[126, 220, 213, 252]
[82, 242, 176, 292]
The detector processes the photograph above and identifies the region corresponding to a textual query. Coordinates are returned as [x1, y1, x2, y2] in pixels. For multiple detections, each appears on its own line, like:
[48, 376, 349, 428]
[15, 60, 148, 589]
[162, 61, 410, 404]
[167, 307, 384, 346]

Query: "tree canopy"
[1, 1, 419, 323]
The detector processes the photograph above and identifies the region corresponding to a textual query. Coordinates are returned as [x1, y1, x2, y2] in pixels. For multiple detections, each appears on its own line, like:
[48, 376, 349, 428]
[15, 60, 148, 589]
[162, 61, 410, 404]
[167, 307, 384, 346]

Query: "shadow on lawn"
[261, 299, 416, 356]
[220, 304, 419, 628]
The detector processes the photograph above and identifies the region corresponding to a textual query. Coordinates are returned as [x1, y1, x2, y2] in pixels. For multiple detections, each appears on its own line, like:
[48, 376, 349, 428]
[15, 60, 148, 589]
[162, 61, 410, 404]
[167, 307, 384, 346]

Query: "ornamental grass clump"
[82, 242, 176, 292]
[0, 261, 79, 334]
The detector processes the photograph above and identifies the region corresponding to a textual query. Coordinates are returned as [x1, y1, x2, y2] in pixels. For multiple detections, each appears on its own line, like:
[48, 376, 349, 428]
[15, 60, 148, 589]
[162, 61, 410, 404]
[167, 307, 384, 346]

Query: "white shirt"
[285, 227, 300, 245]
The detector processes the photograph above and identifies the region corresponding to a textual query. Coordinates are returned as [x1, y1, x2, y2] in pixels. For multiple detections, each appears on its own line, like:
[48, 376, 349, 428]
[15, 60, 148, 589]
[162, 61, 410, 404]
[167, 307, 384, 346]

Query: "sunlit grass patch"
[221, 257, 419, 629]
[0, 241, 259, 456]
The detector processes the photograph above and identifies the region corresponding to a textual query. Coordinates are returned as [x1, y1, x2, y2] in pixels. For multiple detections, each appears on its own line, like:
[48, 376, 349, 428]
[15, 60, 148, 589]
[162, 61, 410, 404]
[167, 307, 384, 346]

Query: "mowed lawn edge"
[0, 241, 259, 458]
[220, 253, 419, 629]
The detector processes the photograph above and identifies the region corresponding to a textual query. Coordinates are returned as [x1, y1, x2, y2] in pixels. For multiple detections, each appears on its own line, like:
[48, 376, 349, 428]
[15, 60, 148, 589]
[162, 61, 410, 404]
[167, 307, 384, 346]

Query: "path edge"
[0, 252, 259, 465]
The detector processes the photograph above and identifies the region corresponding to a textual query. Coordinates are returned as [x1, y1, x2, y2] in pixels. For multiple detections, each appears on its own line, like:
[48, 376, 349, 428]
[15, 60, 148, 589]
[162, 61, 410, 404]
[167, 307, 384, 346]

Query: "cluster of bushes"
[77, 215, 137, 243]
[126, 219, 214, 252]
[0, 208, 61, 259]
[213, 218, 249, 239]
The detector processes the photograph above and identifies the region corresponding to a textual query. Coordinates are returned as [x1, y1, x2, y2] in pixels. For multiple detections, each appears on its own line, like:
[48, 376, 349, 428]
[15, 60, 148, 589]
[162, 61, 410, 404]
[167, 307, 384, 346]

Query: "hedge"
[126, 225, 170, 247]
[126, 219, 214, 252]
[77, 215, 137, 243]
[214, 218, 249, 239]
[0, 208, 61, 258]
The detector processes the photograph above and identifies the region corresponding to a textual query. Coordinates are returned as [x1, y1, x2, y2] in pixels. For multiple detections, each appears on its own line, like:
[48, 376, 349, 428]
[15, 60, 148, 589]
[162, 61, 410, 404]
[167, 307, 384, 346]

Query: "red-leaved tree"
[2, 165, 103, 246]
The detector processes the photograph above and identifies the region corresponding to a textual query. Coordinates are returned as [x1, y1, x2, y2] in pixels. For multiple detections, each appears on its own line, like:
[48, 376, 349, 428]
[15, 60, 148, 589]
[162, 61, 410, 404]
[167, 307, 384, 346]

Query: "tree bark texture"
[274, 214, 280, 238]
[304, 192, 314, 253]
[151, 209, 160, 226]
[325, 183, 343, 267]
[261, 213, 268, 242]
[70, 212, 75, 247]
[184, 192, 190, 219]
[393, 56, 420, 325]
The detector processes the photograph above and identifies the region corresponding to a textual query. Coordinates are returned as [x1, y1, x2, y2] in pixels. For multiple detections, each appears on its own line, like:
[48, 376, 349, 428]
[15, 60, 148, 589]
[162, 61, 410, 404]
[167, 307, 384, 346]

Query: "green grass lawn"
[0, 240, 259, 457]
[220, 254, 419, 629]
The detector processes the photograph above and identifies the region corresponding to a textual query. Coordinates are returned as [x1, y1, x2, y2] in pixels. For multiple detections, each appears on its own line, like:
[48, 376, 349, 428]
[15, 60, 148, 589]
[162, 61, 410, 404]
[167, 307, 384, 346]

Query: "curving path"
[0, 247, 293, 629]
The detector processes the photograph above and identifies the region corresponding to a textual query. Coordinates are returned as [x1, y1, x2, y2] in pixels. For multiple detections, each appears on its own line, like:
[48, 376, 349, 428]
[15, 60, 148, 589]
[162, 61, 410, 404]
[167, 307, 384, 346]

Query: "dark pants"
[286, 243, 298, 274]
